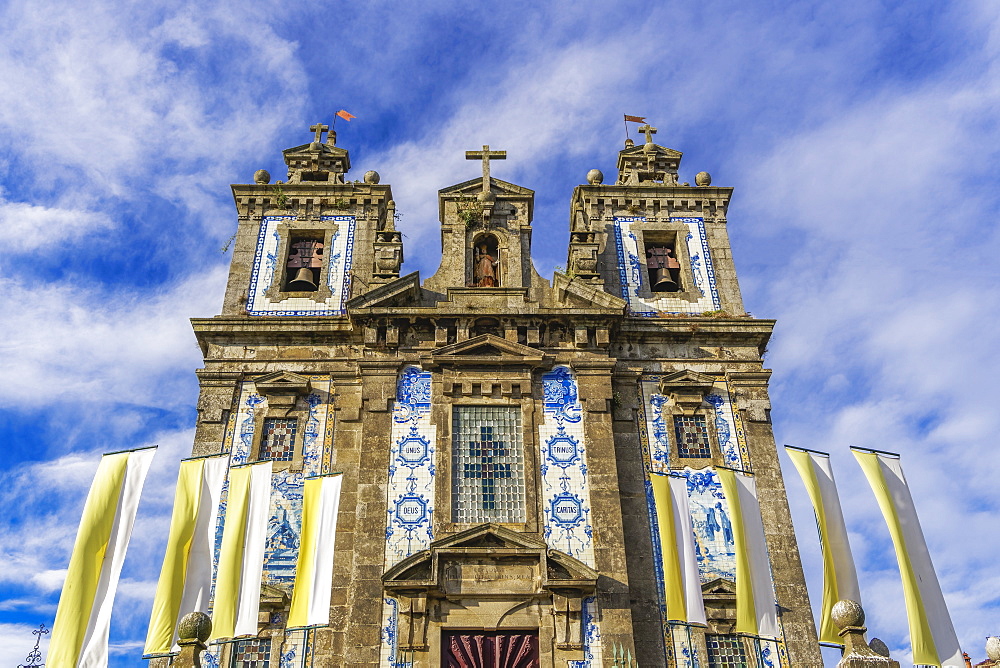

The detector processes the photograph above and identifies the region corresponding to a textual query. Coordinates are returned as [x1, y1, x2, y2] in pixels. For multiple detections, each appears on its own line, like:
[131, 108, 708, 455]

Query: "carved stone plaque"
[442, 557, 540, 596]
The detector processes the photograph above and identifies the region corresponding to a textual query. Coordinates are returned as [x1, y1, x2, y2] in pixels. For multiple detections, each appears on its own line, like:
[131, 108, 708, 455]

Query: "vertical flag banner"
[716, 468, 780, 639]
[853, 449, 962, 667]
[211, 461, 273, 640]
[49, 447, 156, 667]
[649, 473, 706, 625]
[288, 473, 344, 628]
[785, 447, 861, 645]
[144, 455, 228, 654]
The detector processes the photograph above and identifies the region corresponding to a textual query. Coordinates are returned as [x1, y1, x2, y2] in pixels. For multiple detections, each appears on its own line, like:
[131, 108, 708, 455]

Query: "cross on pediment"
[638, 124, 657, 145]
[464, 425, 512, 510]
[465, 145, 506, 194]
[309, 122, 329, 144]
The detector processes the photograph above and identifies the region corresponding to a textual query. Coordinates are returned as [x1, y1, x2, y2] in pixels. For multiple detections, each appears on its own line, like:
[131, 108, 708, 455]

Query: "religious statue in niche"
[473, 237, 500, 287]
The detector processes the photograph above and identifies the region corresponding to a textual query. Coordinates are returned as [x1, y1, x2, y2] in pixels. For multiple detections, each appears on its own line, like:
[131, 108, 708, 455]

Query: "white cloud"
[0, 197, 112, 253]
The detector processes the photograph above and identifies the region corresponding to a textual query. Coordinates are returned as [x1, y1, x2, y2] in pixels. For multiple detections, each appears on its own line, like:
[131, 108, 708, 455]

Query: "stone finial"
[833, 600, 900, 667]
[173, 612, 212, 668]
[987, 636, 1000, 661]
[869, 638, 890, 657]
[586, 169, 603, 185]
[254, 169, 271, 185]
[364, 170, 380, 184]
[695, 171, 712, 186]
[624, 138, 635, 148]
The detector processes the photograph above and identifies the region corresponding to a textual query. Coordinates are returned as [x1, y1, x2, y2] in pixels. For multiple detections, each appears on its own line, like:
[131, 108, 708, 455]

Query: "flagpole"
[623, 114, 629, 141]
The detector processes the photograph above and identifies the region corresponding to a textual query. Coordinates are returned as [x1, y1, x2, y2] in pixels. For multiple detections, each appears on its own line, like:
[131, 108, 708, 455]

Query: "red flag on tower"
[336, 110, 356, 121]
[624, 114, 646, 123]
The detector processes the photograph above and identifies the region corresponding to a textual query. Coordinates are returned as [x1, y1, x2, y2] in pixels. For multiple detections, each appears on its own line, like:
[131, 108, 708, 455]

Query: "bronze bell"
[652, 267, 678, 292]
[287, 267, 318, 291]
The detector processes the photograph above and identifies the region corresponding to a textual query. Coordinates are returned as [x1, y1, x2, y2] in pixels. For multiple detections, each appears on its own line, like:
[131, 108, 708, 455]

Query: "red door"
[443, 631, 539, 668]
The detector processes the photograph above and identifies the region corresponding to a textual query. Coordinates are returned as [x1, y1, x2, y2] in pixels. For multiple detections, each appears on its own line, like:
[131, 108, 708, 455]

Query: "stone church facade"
[179, 122, 822, 667]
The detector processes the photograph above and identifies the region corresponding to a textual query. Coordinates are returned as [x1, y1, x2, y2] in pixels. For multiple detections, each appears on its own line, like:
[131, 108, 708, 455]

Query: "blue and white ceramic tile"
[639, 378, 747, 472]
[381, 367, 434, 667]
[220, 379, 333, 596]
[568, 596, 604, 667]
[612, 216, 721, 316]
[246, 215, 356, 316]
[670, 624, 699, 668]
[538, 366, 595, 567]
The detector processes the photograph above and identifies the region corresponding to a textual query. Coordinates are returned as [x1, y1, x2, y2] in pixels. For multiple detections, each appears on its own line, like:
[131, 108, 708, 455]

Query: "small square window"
[230, 637, 271, 667]
[260, 418, 297, 462]
[674, 415, 711, 458]
[706, 633, 747, 667]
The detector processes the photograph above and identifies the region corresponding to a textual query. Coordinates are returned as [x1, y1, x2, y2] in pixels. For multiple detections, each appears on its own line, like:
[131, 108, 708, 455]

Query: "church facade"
[177, 122, 822, 667]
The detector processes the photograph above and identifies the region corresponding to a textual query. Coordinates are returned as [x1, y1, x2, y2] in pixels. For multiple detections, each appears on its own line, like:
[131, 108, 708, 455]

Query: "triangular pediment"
[422, 334, 548, 368]
[618, 144, 683, 159]
[254, 371, 312, 393]
[440, 177, 534, 197]
[282, 143, 350, 159]
[346, 271, 421, 309]
[702, 577, 736, 596]
[659, 369, 717, 390]
[553, 272, 627, 311]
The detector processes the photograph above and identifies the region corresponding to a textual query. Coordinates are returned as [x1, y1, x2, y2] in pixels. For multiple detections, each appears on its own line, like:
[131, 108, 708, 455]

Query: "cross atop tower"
[465, 145, 506, 194]
[638, 124, 657, 145]
[310, 122, 329, 144]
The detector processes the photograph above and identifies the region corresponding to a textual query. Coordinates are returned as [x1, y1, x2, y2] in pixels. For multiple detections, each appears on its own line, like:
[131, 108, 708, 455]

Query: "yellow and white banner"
[785, 447, 861, 644]
[650, 472, 705, 625]
[288, 473, 343, 628]
[853, 449, 962, 667]
[144, 455, 228, 654]
[49, 447, 157, 667]
[716, 468, 780, 639]
[211, 460, 273, 640]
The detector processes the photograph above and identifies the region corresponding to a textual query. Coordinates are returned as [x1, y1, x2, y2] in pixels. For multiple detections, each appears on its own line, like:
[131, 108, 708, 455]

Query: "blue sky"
[1, 1, 998, 665]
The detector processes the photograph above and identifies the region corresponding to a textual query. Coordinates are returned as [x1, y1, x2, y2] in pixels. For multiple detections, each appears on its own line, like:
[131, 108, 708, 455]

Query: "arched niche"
[470, 232, 503, 287]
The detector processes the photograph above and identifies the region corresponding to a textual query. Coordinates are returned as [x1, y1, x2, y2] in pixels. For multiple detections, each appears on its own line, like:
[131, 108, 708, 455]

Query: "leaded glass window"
[706, 634, 747, 667]
[260, 417, 297, 462]
[674, 414, 711, 458]
[231, 637, 271, 667]
[452, 406, 525, 523]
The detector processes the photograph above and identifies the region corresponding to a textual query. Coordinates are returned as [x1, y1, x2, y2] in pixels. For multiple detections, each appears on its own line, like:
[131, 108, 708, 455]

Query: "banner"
[716, 468, 780, 639]
[211, 461, 273, 640]
[49, 447, 156, 667]
[785, 447, 861, 644]
[649, 473, 705, 625]
[288, 474, 344, 628]
[144, 455, 228, 654]
[853, 449, 962, 666]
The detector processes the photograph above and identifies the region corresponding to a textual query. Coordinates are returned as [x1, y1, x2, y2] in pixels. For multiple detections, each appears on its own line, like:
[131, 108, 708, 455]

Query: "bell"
[652, 267, 678, 292]
[287, 267, 318, 291]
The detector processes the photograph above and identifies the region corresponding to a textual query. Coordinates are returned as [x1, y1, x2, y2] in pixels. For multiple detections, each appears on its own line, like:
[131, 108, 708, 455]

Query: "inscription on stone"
[442, 558, 540, 595]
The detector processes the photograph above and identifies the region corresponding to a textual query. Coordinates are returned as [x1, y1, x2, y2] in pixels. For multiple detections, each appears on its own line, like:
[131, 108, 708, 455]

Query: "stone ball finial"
[695, 171, 712, 187]
[987, 636, 1000, 661]
[477, 190, 495, 204]
[832, 599, 865, 630]
[178, 611, 212, 643]
[587, 169, 604, 185]
[254, 169, 271, 185]
[869, 638, 890, 657]
[364, 170, 380, 184]
[624, 138, 635, 148]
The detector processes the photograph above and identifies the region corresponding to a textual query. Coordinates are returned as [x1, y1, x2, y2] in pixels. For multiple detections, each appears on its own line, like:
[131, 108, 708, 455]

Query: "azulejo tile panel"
[381, 367, 434, 668]
[613, 216, 721, 316]
[246, 215, 356, 316]
[539, 366, 595, 567]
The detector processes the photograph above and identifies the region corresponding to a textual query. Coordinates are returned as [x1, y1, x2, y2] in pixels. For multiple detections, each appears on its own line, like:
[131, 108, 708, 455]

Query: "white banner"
[289, 474, 343, 627]
[650, 473, 706, 625]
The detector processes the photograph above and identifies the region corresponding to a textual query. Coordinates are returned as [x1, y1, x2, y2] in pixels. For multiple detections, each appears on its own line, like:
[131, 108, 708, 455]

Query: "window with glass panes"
[452, 406, 525, 523]
[230, 637, 271, 667]
[706, 634, 747, 667]
[674, 414, 712, 458]
[260, 417, 297, 462]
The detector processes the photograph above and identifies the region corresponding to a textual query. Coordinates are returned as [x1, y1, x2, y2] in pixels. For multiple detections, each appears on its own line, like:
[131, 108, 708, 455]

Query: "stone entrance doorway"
[442, 631, 539, 667]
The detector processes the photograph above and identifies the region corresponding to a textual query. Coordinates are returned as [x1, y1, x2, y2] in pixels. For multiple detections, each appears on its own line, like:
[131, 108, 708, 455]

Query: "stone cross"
[310, 123, 329, 144]
[464, 426, 512, 510]
[465, 145, 507, 194]
[638, 124, 657, 145]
